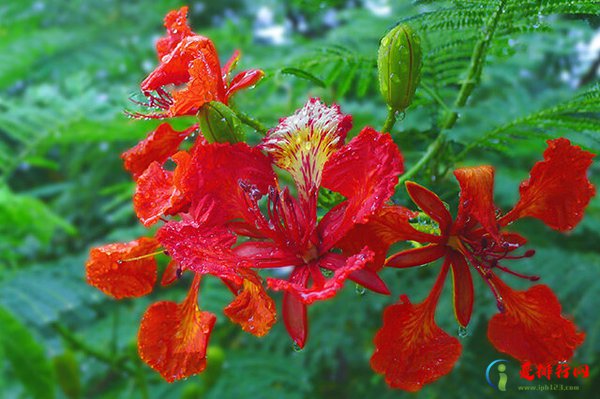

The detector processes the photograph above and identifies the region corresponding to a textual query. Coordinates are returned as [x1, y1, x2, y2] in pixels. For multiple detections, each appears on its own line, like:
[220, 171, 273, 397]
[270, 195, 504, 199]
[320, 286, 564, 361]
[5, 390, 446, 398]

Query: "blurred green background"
[0, 0, 599, 398]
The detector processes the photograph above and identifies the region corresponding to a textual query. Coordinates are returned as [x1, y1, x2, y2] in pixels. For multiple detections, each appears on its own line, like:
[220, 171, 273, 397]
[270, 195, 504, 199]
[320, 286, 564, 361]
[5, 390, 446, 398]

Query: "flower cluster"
[86, 7, 595, 389]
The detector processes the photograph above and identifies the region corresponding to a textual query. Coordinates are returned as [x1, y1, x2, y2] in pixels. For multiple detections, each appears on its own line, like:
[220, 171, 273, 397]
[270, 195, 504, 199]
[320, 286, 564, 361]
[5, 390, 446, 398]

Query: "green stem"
[397, 0, 507, 186]
[52, 323, 135, 375]
[382, 108, 397, 133]
[398, 133, 445, 187]
[235, 110, 268, 135]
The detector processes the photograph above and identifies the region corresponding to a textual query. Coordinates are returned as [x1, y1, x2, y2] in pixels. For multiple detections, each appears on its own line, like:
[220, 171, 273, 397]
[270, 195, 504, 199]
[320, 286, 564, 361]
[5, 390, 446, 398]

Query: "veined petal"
[121, 123, 195, 180]
[405, 181, 452, 234]
[168, 56, 224, 116]
[182, 142, 276, 226]
[268, 248, 374, 305]
[261, 98, 352, 202]
[225, 69, 264, 100]
[448, 250, 473, 328]
[370, 261, 461, 391]
[233, 241, 299, 268]
[155, 6, 195, 59]
[157, 220, 241, 283]
[141, 36, 224, 98]
[138, 276, 216, 382]
[501, 138, 595, 231]
[283, 267, 310, 348]
[453, 166, 499, 239]
[488, 277, 585, 364]
[224, 269, 276, 337]
[133, 157, 190, 227]
[319, 128, 404, 250]
[386, 244, 446, 268]
[86, 237, 159, 299]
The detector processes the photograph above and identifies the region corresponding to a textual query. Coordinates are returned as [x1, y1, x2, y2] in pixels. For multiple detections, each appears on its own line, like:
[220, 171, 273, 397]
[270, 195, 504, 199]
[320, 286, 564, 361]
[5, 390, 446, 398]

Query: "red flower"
[159, 98, 404, 347]
[368, 138, 594, 390]
[137, 6, 263, 118]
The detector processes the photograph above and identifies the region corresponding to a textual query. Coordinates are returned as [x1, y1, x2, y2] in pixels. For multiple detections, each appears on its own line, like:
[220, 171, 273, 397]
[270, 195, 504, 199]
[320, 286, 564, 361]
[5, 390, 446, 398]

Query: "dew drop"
[355, 284, 366, 296]
[458, 325, 469, 338]
[292, 342, 303, 352]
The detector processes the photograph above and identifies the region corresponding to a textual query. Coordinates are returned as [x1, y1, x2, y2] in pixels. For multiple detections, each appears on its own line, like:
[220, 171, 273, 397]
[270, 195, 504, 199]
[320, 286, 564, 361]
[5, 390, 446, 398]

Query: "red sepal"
[405, 181, 452, 234]
[283, 267, 310, 348]
[448, 251, 473, 328]
[225, 69, 264, 100]
[138, 276, 216, 382]
[86, 237, 159, 299]
[386, 244, 446, 268]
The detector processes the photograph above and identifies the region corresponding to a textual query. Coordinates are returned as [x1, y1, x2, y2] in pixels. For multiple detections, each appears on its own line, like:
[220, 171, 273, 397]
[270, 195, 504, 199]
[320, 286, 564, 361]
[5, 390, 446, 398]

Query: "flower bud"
[378, 24, 422, 112]
[197, 101, 245, 143]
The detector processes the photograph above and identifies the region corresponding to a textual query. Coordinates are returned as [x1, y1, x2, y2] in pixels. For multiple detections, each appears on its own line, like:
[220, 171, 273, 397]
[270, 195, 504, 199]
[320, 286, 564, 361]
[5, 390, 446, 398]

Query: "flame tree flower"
[364, 138, 594, 391]
[155, 98, 404, 349]
[135, 6, 264, 119]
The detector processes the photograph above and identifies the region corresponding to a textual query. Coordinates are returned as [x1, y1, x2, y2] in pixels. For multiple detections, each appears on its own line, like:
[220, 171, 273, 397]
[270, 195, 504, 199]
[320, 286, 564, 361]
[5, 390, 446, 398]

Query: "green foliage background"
[0, 0, 599, 398]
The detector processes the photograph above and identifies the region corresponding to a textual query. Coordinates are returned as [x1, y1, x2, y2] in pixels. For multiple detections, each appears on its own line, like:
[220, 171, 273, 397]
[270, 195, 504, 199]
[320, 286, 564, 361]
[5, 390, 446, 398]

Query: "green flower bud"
[53, 350, 81, 399]
[378, 24, 422, 112]
[197, 102, 245, 143]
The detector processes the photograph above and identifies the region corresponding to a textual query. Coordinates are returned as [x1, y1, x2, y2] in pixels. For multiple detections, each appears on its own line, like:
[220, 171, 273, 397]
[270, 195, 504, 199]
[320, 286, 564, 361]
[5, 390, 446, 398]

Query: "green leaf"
[0, 306, 56, 399]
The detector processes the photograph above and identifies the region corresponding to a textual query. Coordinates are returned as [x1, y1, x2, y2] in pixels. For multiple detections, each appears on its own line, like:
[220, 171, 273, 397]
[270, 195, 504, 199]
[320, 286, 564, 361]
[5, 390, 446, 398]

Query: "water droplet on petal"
[355, 284, 366, 296]
[458, 325, 469, 338]
[292, 342, 303, 352]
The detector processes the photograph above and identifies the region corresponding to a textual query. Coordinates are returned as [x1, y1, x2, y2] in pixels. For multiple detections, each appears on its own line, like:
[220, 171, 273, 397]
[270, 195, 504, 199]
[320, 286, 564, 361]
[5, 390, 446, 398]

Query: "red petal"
[501, 138, 595, 231]
[282, 267, 310, 348]
[168, 55, 224, 116]
[141, 36, 225, 116]
[156, 220, 241, 283]
[133, 154, 190, 226]
[224, 269, 276, 337]
[86, 238, 159, 299]
[161, 260, 180, 287]
[386, 244, 446, 268]
[370, 262, 461, 391]
[336, 205, 442, 267]
[488, 278, 585, 363]
[222, 50, 240, 81]
[405, 181, 452, 234]
[138, 276, 216, 382]
[182, 142, 276, 225]
[155, 6, 195, 59]
[268, 248, 374, 304]
[121, 123, 195, 180]
[319, 252, 389, 294]
[225, 69, 264, 100]
[453, 166, 499, 239]
[319, 128, 404, 250]
[261, 98, 352, 223]
[233, 241, 300, 268]
[448, 251, 473, 327]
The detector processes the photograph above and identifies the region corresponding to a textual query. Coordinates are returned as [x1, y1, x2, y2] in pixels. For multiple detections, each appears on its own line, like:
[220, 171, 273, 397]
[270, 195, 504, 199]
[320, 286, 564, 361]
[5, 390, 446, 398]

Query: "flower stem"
[398, 0, 507, 185]
[382, 108, 397, 133]
[52, 323, 135, 375]
[235, 110, 268, 135]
